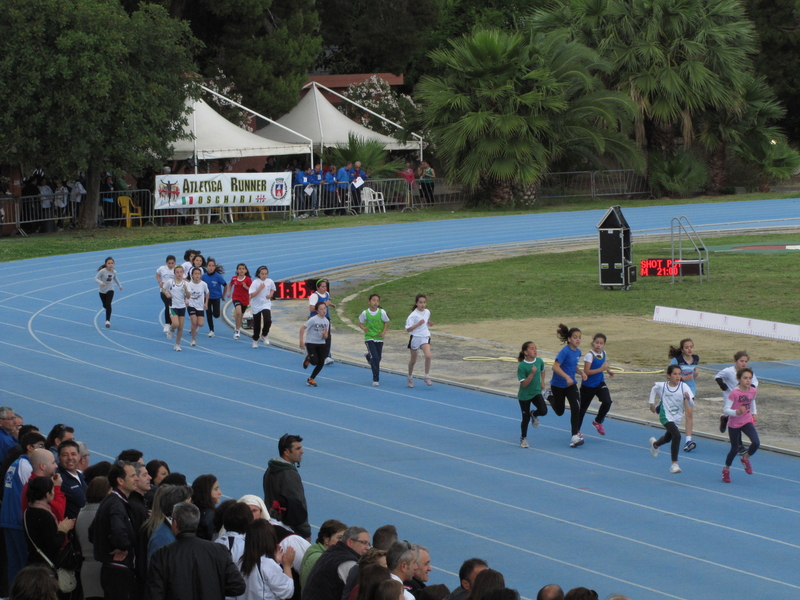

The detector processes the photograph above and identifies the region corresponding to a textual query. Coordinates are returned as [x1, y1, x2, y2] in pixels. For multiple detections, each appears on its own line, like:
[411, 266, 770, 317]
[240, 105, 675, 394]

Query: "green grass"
[343, 232, 800, 328]
[2, 190, 797, 263]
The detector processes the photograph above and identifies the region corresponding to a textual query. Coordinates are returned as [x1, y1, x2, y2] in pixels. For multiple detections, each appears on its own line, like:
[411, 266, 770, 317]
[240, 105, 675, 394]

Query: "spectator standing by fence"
[417, 162, 435, 205]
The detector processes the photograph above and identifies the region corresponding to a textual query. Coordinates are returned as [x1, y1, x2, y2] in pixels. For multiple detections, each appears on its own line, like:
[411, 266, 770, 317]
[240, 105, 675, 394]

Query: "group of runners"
[516, 326, 760, 483]
[96, 251, 436, 389]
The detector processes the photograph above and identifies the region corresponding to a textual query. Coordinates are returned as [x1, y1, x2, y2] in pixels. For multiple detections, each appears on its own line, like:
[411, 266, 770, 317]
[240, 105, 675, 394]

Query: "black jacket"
[89, 489, 137, 569]
[146, 532, 246, 600]
[302, 541, 360, 600]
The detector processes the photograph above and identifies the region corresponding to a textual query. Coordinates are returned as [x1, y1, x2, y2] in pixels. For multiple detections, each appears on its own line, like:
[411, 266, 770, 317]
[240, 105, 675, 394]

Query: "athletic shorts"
[170, 307, 186, 317]
[187, 307, 201, 316]
[408, 336, 431, 351]
[232, 300, 248, 309]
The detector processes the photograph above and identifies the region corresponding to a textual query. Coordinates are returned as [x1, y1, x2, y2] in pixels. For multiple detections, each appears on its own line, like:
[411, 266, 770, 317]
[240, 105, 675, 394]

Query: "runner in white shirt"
[164, 265, 190, 351]
[156, 255, 176, 333]
[405, 294, 434, 388]
[187, 267, 209, 348]
[250, 266, 277, 349]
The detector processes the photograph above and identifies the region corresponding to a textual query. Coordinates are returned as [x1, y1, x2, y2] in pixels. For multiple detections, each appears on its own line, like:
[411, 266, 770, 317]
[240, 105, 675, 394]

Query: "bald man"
[21, 448, 66, 520]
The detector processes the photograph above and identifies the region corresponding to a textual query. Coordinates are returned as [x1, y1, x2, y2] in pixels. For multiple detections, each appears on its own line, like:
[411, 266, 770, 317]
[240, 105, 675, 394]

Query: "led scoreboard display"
[274, 279, 316, 299]
[639, 259, 701, 277]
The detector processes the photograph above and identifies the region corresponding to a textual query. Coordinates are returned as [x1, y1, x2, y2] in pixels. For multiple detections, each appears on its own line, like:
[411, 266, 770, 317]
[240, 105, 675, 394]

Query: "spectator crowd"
[0, 408, 631, 600]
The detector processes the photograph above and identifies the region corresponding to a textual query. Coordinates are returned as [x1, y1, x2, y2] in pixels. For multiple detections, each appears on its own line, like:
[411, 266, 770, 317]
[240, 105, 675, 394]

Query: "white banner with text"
[653, 306, 800, 342]
[154, 172, 292, 209]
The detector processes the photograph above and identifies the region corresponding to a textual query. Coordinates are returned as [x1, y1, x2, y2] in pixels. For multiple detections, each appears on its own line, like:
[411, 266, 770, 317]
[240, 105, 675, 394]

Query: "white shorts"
[408, 336, 430, 351]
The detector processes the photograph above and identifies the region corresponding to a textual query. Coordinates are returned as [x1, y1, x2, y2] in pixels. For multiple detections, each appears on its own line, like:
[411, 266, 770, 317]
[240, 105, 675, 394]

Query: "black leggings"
[306, 343, 327, 380]
[160, 292, 171, 325]
[726, 422, 760, 466]
[655, 421, 682, 462]
[519, 394, 548, 438]
[252, 309, 272, 340]
[100, 291, 114, 321]
[549, 384, 581, 435]
[579, 383, 613, 428]
[206, 298, 221, 332]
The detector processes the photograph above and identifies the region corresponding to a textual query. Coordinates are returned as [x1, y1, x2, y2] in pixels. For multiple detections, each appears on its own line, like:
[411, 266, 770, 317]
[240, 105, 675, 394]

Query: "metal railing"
[537, 169, 650, 199]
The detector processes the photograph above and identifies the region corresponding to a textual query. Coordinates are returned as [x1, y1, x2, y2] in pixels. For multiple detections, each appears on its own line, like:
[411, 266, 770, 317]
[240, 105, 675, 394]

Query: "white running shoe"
[424, 375, 433, 386]
[252, 340, 258, 349]
[649, 437, 659, 458]
[670, 463, 682, 474]
[259, 335, 266, 343]
[569, 434, 584, 448]
[208, 331, 215, 338]
[163, 324, 170, 334]
[190, 340, 196, 347]
[324, 357, 334, 365]
[234, 330, 240, 340]
[407, 377, 414, 388]
[105, 321, 110, 328]
[173, 345, 181, 352]
[530, 415, 540, 428]
[372, 381, 380, 387]
[166, 329, 173, 341]
[264, 336, 270, 345]
[520, 437, 529, 448]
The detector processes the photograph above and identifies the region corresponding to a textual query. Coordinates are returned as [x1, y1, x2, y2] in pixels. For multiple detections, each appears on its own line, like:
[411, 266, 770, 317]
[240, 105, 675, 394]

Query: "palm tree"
[415, 28, 642, 205]
[529, 0, 758, 154]
[731, 137, 800, 192]
[321, 133, 404, 178]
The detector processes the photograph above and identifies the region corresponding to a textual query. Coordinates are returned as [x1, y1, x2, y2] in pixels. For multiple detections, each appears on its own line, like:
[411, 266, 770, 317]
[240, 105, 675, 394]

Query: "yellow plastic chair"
[117, 196, 142, 227]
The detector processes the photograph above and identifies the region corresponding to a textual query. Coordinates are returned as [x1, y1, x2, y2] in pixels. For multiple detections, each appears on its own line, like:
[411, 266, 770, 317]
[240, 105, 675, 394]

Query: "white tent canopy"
[256, 84, 417, 151]
[170, 97, 310, 160]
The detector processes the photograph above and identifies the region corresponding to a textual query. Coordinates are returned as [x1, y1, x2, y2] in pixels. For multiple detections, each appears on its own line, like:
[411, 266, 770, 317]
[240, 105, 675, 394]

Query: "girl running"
[181, 249, 199, 280]
[578, 333, 614, 437]
[191, 253, 207, 275]
[163, 265, 190, 351]
[517, 341, 547, 448]
[155, 255, 176, 333]
[202, 258, 227, 338]
[250, 266, 276, 349]
[309, 280, 335, 364]
[405, 293, 433, 388]
[648, 364, 694, 474]
[229, 263, 252, 340]
[716, 350, 759, 437]
[358, 294, 390, 386]
[300, 301, 330, 387]
[668, 338, 699, 451]
[721, 367, 760, 483]
[187, 267, 209, 347]
[549, 324, 584, 447]
[95, 257, 122, 328]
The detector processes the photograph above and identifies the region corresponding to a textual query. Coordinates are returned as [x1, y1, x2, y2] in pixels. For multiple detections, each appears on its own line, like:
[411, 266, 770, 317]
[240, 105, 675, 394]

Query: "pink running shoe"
[741, 457, 753, 474]
[722, 469, 731, 483]
[592, 421, 606, 436]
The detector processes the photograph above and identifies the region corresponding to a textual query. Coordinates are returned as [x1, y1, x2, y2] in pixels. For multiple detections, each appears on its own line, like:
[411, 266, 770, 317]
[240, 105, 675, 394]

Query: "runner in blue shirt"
[549, 324, 584, 448]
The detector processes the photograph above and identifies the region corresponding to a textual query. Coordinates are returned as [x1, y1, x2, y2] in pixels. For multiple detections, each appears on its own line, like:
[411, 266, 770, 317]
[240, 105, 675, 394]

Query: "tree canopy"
[416, 28, 643, 203]
[0, 0, 199, 228]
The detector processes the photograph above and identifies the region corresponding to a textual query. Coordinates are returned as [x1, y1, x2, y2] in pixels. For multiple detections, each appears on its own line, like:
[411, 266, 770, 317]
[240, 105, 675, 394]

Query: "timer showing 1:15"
[275, 280, 312, 299]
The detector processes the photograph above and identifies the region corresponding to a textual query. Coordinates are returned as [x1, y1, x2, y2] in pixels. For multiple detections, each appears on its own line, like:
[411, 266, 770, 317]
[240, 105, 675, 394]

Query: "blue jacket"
[324, 171, 337, 191]
[57, 466, 87, 519]
[336, 167, 350, 189]
[0, 429, 16, 465]
[0, 455, 31, 529]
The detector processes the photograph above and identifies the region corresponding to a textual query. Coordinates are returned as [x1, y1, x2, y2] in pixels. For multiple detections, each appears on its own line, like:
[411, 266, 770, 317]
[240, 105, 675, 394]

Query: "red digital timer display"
[639, 259, 701, 277]
[275, 280, 314, 299]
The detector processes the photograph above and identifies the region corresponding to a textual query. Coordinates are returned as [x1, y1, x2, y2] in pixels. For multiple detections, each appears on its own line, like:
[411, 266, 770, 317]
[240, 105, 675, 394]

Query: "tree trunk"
[708, 143, 727, 195]
[759, 176, 770, 192]
[78, 163, 101, 229]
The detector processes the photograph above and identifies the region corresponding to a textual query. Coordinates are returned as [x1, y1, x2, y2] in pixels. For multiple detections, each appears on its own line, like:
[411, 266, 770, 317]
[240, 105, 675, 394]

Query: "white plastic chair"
[362, 187, 386, 213]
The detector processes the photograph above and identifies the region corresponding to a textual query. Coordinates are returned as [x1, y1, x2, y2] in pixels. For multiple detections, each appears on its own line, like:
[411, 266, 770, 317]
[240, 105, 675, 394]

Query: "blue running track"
[2, 199, 800, 599]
